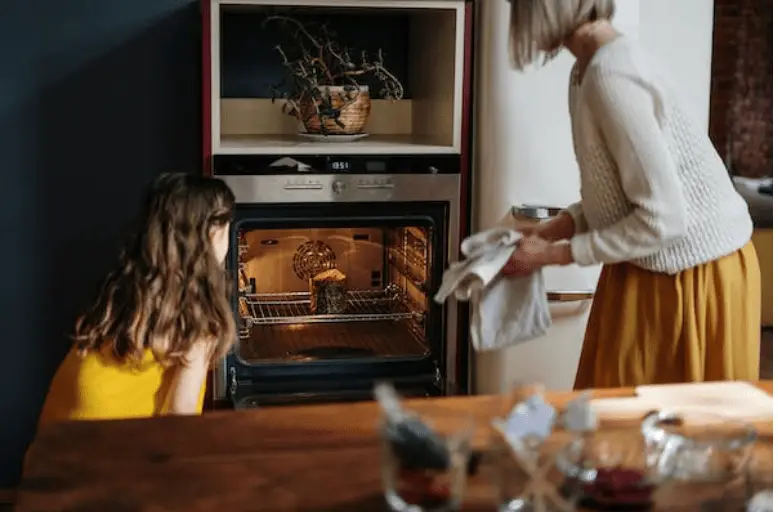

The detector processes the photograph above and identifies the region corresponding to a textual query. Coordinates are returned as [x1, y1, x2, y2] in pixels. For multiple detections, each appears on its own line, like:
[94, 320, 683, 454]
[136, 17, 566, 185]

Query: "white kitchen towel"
[434, 228, 551, 351]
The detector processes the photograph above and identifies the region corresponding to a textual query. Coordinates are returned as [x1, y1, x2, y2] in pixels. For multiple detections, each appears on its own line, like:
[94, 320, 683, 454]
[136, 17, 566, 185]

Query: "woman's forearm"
[536, 211, 577, 242]
[564, 203, 589, 234]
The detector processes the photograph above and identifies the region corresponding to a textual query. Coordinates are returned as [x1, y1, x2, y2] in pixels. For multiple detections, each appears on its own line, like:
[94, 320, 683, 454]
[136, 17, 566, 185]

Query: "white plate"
[297, 132, 369, 143]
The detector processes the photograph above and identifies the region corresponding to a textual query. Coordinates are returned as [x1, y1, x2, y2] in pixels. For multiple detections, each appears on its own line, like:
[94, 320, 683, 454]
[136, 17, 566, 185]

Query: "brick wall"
[709, 0, 773, 178]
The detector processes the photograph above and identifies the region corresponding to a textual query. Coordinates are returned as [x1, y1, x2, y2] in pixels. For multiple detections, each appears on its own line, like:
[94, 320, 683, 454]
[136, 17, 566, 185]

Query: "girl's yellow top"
[38, 344, 207, 427]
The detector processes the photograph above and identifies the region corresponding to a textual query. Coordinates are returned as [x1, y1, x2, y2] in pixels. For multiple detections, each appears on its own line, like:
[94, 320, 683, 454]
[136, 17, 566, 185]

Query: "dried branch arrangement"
[263, 15, 405, 135]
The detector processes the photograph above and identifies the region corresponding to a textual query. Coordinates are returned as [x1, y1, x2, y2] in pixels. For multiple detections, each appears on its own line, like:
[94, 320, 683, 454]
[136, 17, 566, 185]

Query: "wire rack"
[387, 228, 430, 292]
[242, 286, 424, 326]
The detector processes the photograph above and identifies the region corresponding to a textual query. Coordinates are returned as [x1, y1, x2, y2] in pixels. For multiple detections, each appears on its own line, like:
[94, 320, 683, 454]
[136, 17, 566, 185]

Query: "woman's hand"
[514, 212, 575, 242]
[534, 212, 576, 242]
[503, 235, 551, 276]
[502, 235, 575, 277]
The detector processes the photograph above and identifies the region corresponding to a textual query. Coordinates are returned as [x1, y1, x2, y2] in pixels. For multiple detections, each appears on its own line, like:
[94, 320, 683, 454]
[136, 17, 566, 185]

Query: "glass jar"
[490, 432, 577, 512]
[555, 427, 666, 510]
[489, 383, 576, 512]
[746, 441, 773, 510]
[380, 406, 475, 512]
[641, 409, 757, 509]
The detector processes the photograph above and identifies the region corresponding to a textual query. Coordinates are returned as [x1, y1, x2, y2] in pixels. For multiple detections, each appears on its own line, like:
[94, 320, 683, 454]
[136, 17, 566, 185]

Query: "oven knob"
[332, 180, 347, 194]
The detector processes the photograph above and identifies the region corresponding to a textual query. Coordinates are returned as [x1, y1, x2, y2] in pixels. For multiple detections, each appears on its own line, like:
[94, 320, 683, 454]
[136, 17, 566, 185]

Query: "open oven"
[214, 156, 463, 407]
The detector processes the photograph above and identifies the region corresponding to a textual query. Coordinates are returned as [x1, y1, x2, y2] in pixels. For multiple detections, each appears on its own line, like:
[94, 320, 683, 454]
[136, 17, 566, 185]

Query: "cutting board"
[635, 381, 773, 422]
[591, 381, 773, 426]
[590, 396, 658, 423]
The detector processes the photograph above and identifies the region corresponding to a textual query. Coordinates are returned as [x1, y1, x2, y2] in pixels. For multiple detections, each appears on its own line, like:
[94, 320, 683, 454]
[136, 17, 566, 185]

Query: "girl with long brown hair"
[38, 173, 237, 424]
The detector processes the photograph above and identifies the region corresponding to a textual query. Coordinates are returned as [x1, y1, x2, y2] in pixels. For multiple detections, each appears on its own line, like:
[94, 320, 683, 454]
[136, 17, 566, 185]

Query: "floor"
[760, 327, 773, 379]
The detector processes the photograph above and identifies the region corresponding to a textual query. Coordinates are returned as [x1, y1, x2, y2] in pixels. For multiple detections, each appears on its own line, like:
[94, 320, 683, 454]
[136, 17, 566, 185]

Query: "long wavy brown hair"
[74, 173, 237, 367]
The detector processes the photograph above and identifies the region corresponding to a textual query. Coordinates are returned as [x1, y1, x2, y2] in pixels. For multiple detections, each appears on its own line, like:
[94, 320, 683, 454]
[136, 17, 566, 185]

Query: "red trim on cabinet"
[201, 0, 213, 177]
[455, 1, 475, 395]
[459, 2, 473, 243]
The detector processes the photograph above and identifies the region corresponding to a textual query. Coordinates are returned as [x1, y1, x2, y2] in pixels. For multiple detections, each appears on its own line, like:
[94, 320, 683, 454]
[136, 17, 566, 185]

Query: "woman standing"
[501, 0, 760, 388]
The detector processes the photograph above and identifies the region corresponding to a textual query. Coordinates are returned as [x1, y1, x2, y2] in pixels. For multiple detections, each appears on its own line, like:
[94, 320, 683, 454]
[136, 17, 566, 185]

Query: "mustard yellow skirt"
[574, 242, 762, 389]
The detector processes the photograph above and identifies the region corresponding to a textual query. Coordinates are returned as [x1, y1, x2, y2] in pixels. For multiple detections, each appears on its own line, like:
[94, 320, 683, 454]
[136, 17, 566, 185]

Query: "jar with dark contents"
[380, 407, 474, 512]
[556, 428, 663, 510]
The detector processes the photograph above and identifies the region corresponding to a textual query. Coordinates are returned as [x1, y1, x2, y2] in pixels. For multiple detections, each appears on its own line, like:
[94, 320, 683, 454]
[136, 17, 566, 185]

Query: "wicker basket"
[299, 85, 371, 135]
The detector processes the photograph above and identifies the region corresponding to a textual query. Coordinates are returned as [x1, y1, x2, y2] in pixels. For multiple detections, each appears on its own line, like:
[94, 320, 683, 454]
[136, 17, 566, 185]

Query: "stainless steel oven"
[213, 155, 463, 407]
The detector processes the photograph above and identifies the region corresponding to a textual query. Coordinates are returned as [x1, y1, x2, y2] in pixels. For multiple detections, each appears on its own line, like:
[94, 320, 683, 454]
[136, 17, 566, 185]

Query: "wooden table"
[15, 382, 773, 511]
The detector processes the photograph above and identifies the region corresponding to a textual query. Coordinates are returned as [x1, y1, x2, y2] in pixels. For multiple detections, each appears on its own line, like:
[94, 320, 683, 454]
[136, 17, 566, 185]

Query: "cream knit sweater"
[566, 36, 753, 275]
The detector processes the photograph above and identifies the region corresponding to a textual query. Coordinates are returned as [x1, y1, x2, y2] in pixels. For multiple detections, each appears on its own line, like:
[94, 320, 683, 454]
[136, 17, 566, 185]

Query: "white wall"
[639, 0, 715, 127]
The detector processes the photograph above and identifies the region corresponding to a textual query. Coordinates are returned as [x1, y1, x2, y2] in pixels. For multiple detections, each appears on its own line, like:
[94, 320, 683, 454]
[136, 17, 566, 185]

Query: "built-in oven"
[213, 155, 463, 407]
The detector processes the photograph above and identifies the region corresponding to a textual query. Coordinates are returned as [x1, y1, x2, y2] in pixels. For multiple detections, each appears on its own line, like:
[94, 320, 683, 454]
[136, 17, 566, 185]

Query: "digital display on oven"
[327, 159, 351, 172]
[365, 160, 387, 172]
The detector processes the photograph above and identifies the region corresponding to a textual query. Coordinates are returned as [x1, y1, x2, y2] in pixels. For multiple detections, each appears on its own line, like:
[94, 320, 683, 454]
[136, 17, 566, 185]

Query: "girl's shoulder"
[72, 342, 165, 376]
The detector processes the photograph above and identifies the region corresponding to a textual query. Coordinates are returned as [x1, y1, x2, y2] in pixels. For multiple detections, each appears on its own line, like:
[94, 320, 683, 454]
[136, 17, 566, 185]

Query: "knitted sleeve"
[565, 202, 588, 233]
[569, 65, 688, 266]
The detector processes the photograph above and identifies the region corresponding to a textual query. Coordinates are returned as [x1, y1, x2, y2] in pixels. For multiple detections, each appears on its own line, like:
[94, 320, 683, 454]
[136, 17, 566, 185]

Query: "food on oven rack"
[238, 268, 250, 294]
[309, 268, 348, 314]
[238, 296, 250, 318]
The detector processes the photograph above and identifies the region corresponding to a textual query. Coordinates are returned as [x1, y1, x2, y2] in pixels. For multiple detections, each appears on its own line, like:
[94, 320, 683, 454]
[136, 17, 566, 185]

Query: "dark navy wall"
[0, 0, 201, 487]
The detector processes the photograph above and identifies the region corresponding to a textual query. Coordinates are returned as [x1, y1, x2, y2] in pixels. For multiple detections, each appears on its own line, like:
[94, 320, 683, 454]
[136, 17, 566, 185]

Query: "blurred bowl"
[641, 409, 757, 482]
[641, 409, 758, 509]
[557, 428, 663, 509]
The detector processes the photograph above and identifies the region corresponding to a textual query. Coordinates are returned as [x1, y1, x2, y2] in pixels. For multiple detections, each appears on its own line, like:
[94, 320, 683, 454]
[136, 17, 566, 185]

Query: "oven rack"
[403, 229, 427, 252]
[388, 250, 427, 292]
[390, 244, 427, 271]
[240, 287, 424, 326]
[388, 230, 429, 293]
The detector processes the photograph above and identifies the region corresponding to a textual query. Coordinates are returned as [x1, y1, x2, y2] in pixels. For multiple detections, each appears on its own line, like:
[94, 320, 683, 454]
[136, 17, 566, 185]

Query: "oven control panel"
[353, 176, 395, 190]
[281, 176, 396, 194]
[221, 173, 459, 204]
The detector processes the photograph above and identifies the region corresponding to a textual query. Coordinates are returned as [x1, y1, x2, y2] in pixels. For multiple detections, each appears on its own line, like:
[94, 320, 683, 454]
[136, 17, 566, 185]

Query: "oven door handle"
[283, 184, 324, 190]
[546, 290, 595, 302]
[512, 205, 564, 220]
[357, 183, 395, 190]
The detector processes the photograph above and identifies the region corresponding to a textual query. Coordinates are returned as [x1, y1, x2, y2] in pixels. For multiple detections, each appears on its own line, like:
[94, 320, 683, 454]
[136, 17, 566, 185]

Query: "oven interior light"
[260, 239, 279, 246]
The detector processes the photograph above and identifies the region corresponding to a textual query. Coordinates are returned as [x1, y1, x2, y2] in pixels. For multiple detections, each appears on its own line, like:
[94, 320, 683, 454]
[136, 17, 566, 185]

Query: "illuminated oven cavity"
[236, 226, 432, 362]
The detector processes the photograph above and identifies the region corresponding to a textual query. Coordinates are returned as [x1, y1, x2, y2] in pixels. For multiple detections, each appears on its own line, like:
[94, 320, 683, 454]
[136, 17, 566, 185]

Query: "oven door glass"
[231, 202, 448, 365]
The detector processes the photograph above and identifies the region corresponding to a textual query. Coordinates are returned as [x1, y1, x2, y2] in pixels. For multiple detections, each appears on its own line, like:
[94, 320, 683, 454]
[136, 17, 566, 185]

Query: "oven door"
[219, 194, 459, 406]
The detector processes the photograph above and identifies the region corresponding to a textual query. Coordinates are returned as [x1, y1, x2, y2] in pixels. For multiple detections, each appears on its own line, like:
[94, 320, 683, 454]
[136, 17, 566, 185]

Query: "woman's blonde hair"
[74, 173, 237, 368]
[508, 0, 615, 70]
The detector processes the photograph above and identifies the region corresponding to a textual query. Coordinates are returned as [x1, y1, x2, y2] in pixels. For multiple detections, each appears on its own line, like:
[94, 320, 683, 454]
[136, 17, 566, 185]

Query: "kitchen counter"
[733, 176, 773, 229]
[15, 382, 772, 511]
